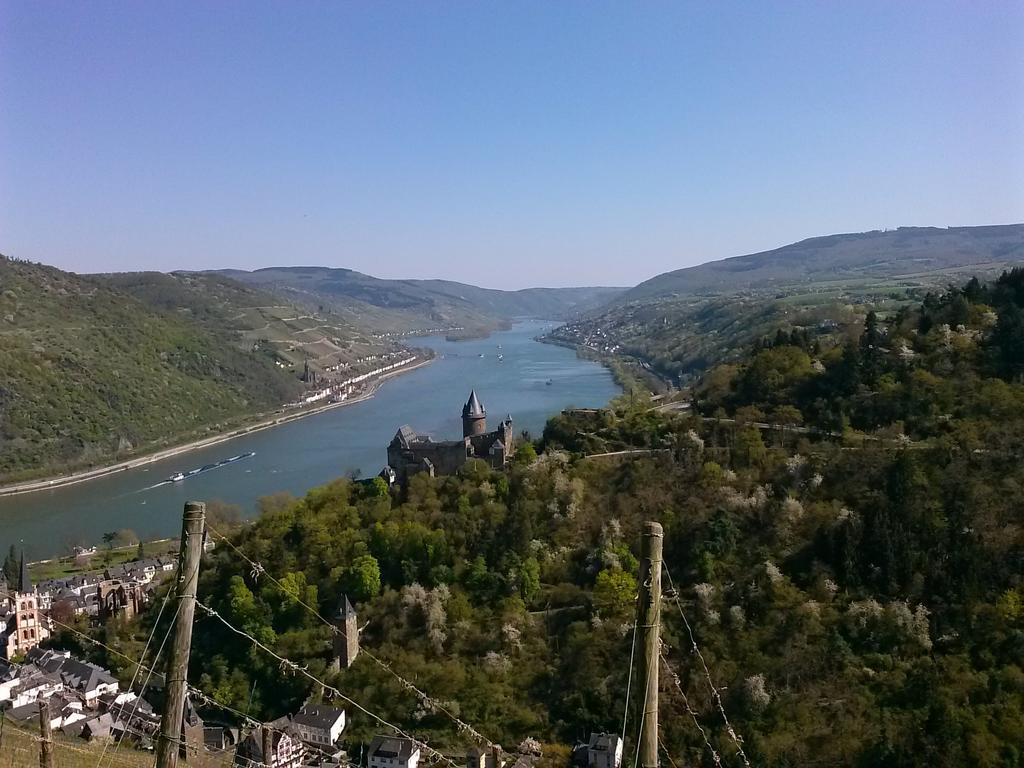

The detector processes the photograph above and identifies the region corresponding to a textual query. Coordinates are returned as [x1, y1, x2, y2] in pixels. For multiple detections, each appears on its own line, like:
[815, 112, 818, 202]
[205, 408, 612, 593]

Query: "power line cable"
[660, 652, 721, 767]
[205, 524, 503, 752]
[195, 599, 461, 768]
[661, 564, 750, 768]
[95, 572, 180, 768]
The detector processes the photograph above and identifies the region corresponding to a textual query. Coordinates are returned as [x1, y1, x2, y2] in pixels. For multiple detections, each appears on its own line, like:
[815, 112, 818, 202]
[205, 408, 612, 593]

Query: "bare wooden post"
[262, 725, 274, 768]
[155, 501, 206, 768]
[636, 521, 663, 768]
[37, 696, 54, 768]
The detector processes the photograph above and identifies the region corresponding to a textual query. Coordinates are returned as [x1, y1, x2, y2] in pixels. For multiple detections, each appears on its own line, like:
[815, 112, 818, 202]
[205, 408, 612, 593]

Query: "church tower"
[462, 390, 487, 438]
[2, 550, 49, 661]
[333, 595, 359, 669]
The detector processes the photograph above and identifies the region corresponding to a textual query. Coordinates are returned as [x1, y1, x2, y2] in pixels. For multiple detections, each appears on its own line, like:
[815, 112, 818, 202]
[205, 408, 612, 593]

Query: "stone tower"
[2, 550, 49, 661]
[462, 390, 487, 438]
[333, 595, 359, 669]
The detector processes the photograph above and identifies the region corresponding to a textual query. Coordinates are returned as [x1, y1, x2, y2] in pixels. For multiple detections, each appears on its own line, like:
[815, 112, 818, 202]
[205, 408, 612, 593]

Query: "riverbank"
[536, 334, 670, 395]
[0, 355, 434, 498]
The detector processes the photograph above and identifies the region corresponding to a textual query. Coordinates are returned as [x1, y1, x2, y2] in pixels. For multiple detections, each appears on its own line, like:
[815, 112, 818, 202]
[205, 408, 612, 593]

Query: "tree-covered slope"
[75, 272, 1024, 768]
[0, 257, 303, 480]
[551, 226, 1024, 387]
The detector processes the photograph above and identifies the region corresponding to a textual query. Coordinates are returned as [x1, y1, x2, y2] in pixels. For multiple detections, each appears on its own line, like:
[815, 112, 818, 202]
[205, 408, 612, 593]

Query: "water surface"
[0, 321, 618, 558]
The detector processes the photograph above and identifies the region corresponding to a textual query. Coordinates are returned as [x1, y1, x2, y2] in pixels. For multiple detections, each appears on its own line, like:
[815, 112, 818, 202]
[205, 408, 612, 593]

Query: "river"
[0, 320, 619, 559]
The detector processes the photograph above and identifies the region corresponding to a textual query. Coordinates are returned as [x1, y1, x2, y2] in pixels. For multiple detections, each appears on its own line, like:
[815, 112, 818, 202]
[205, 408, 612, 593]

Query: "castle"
[387, 391, 514, 482]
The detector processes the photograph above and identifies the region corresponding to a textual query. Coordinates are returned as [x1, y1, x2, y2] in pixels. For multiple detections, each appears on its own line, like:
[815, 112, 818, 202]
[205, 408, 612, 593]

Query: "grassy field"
[0, 716, 235, 768]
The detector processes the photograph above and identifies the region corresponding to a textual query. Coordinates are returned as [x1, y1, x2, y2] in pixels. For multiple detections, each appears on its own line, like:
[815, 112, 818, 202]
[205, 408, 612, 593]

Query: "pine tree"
[1, 544, 17, 584]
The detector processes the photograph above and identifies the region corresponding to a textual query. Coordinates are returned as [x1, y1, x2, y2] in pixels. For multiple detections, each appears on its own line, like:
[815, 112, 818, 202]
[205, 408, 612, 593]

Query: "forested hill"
[80, 270, 1024, 767]
[0, 259, 308, 482]
[212, 266, 624, 332]
[622, 224, 1024, 301]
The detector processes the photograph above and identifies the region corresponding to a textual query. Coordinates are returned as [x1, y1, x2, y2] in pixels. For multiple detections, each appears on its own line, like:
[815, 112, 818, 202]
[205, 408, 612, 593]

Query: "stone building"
[467, 745, 506, 768]
[387, 391, 514, 482]
[332, 596, 359, 670]
[1, 552, 50, 660]
[97, 579, 146, 622]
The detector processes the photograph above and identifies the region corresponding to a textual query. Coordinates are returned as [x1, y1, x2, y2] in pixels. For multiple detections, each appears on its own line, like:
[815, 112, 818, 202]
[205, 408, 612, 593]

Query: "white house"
[368, 735, 420, 768]
[27, 648, 119, 704]
[291, 704, 345, 747]
[7, 671, 63, 708]
[587, 733, 623, 768]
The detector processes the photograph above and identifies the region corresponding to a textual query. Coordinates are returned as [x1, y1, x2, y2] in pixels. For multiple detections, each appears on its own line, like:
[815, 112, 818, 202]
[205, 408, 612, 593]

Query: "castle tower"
[333, 595, 359, 669]
[462, 390, 487, 438]
[503, 414, 515, 456]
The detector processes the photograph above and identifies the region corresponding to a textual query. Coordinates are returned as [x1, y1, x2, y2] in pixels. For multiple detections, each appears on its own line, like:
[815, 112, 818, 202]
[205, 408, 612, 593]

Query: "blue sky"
[2, 2, 1021, 288]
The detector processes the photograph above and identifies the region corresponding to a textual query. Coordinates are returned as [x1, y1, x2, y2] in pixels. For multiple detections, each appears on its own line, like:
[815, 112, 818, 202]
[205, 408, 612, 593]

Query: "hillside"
[101, 271, 397, 380]
[622, 224, 1024, 302]
[71, 272, 1024, 768]
[212, 266, 624, 333]
[550, 225, 1024, 385]
[0, 259, 308, 481]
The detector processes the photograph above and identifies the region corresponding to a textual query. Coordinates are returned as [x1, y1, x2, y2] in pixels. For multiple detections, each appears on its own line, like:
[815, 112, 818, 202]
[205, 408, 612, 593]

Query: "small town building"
[81, 712, 118, 741]
[368, 735, 421, 768]
[27, 647, 119, 704]
[204, 725, 240, 752]
[586, 733, 623, 768]
[291, 704, 346, 747]
[467, 745, 506, 768]
[235, 724, 305, 768]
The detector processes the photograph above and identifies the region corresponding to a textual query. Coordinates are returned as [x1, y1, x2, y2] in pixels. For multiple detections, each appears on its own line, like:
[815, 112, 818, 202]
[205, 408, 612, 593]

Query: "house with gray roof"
[291, 704, 346, 748]
[26, 647, 119, 703]
[586, 733, 623, 768]
[235, 723, 305, 768]
[368, 735, 421, 768]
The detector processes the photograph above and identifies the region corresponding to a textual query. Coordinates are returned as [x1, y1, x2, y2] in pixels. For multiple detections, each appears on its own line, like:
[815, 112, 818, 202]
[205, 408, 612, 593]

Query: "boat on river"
[165, 452, 256, 484]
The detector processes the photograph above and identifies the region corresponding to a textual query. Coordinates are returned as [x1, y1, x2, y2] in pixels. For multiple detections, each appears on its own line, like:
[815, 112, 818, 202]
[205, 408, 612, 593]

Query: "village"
[1, 548, 625, 768]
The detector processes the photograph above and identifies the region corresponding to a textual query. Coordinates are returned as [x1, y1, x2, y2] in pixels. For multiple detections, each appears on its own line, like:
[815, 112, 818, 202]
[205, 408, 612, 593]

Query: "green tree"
[206, 500, 244, 533]
[518, 557, 541, 603]
[515, 442, 538, 464]
[366, 476, 390, 498]
[733, 425, 767, 467]
[592, 568, 637, 616]
[2, 545, 17, 584]
[344, 554, 381, 602]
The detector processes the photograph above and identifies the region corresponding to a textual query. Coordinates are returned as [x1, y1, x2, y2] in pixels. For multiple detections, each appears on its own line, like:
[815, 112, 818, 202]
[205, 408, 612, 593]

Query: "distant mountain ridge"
[211, 266, 625, 332]
[622, 224, 1024, 302]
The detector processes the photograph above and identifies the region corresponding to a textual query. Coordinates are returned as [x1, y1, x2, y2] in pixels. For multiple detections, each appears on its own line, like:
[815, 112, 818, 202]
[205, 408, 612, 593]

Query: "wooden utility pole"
[155, 501, 206, 768]
[636, 521, 663, 768]
[37, 696, 53, 768]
